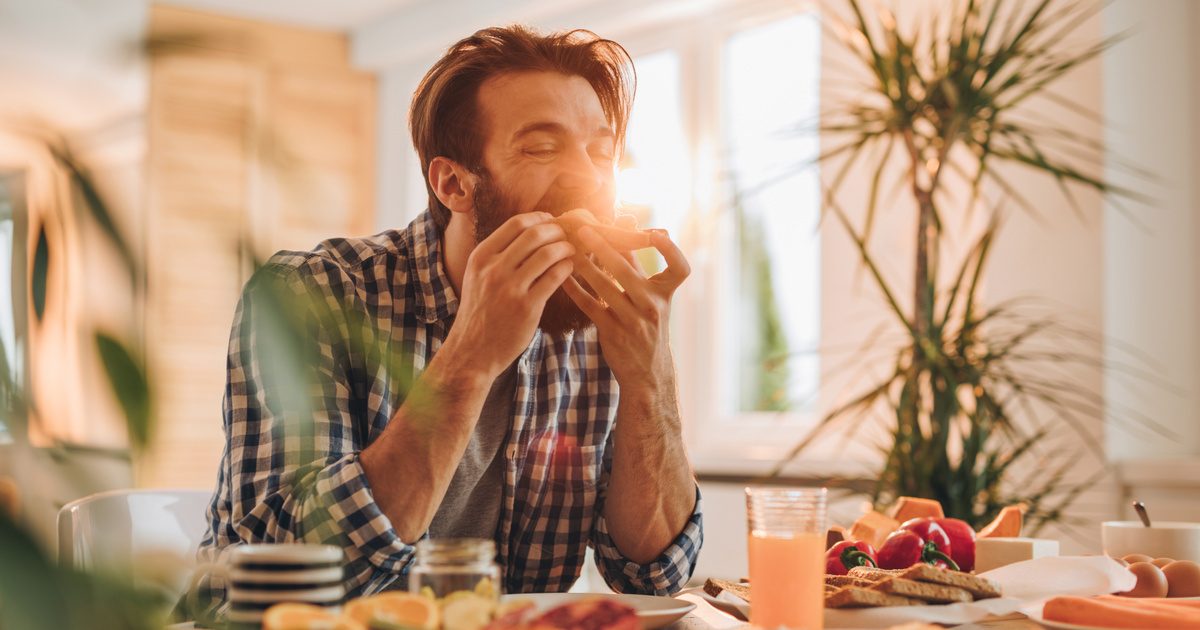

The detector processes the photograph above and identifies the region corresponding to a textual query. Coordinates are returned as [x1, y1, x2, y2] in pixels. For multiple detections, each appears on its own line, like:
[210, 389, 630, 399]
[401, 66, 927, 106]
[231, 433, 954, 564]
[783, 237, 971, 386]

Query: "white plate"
[1029, 619, 1111, 630]
[694, 588, 1027, 629]
[692, 589, 749, 620]
[500, 593, 695, 629]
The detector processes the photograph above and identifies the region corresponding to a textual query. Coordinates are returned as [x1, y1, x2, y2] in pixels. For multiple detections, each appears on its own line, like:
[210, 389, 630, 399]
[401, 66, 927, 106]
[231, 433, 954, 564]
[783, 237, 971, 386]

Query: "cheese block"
[848, 510, 901, 549]
[975, 537, 1059, 573]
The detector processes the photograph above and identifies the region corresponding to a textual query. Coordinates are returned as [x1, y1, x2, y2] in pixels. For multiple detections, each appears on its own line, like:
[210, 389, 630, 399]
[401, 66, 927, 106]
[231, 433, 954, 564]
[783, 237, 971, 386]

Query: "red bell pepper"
[934, 517, 977, 572]
[877, 518, 961, 571]
[825, 540, 877, 575]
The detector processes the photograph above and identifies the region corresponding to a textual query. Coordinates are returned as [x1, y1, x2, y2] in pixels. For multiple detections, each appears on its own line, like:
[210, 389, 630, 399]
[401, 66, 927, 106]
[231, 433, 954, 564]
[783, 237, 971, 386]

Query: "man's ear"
[428, 157, 479, 215]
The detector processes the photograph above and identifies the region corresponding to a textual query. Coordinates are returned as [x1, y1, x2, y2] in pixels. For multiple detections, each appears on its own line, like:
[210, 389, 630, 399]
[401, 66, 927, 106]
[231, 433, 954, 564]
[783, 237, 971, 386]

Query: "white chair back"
[57, 488, 210, 598]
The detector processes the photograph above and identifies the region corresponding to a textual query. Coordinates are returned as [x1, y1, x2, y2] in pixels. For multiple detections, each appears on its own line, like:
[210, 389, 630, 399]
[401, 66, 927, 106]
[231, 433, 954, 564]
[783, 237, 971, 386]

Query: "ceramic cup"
[1102, 521, 1200, 563]
[188, 543, 345, 626]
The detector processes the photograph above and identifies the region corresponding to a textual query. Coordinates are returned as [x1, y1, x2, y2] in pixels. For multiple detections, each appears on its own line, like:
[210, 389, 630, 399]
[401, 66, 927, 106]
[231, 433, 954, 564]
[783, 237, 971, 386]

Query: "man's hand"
[561, 226, 690, 390]
[362, 211, 574, 542]
[561, 225, 696, 565]
[444, 212, 576, 380]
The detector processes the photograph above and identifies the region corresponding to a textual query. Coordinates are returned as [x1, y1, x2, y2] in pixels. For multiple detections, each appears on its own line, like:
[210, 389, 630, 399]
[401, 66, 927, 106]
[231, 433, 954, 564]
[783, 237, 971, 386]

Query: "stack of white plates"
[225, 544, 345, 627]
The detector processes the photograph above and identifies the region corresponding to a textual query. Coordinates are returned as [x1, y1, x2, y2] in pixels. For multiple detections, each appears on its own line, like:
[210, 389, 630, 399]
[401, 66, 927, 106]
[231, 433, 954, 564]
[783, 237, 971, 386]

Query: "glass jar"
[409, 538, 501, 602]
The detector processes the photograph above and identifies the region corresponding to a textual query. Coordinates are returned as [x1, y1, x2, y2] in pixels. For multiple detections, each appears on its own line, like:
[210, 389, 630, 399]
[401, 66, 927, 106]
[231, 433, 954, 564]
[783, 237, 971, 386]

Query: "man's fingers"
[648, 230, 691, 291]
[497, 221, 569, 270]
[529, 258, 575, 303]
[471, 212, 554, 261]
[561, 276, 608, 322]
[572, 253, 637, 320]
[620, 249, 642, 274]
[577, 227, 652, 307]
[517, 241, 575, 290]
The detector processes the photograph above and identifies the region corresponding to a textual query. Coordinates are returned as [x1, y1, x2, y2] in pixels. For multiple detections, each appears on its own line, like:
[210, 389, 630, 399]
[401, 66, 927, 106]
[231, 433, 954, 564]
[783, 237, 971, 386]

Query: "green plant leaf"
[95, 333, 152, 451]
[32, 223, 49, 322]
[46, 144, 142, 283]
[0, 511, 167, 629]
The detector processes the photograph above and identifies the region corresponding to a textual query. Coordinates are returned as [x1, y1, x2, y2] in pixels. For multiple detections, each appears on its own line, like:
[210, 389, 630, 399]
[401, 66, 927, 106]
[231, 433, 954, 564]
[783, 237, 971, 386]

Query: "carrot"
[1097, 595, 1200, 610]
[1043, 596, 1200, 629]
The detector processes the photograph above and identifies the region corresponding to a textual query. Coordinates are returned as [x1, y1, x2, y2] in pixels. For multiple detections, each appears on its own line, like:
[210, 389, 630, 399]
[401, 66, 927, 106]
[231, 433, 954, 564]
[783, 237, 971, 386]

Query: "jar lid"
[415, 538, 496, 565]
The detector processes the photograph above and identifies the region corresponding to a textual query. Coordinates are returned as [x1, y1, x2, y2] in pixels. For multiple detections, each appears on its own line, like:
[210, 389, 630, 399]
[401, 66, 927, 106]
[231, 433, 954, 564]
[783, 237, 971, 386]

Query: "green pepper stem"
[921, 541, 961, 572]
[841, 548, 877, 569]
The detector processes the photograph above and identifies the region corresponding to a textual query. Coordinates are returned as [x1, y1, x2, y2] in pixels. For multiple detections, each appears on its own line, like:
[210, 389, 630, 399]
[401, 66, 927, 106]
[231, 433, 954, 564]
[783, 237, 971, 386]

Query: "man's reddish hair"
[409, 25, 635, 229]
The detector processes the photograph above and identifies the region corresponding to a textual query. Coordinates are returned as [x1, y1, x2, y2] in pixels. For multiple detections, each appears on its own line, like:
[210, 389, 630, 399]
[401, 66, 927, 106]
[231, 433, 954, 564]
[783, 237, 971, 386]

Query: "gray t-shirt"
[426, 360, 518, 540]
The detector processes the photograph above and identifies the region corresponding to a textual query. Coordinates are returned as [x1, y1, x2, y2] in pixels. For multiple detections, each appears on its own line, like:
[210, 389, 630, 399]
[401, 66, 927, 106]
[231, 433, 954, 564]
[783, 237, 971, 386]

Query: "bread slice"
[871, 578, 973, 604]
[899, 564, 1002, 599]
[847, 566, 905, 583]
[825, 586, 918, 609]
[554, 209, 652, 252]
[825, 575, 878, 589]
[704, 578, 751, 603]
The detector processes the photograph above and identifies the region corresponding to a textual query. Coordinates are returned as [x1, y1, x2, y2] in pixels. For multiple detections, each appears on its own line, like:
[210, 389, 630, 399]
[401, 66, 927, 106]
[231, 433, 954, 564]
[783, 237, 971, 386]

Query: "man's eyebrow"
[511, 122, 615, 141]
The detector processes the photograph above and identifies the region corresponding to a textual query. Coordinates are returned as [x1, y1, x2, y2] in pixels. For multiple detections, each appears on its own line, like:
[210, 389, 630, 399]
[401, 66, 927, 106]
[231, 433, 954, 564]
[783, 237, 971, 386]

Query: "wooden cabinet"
[140, 6, 375, 489]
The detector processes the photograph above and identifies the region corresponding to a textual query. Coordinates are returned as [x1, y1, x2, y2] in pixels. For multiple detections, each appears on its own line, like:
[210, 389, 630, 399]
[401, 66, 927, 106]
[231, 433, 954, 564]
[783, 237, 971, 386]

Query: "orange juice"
[748, 531, 825, 629]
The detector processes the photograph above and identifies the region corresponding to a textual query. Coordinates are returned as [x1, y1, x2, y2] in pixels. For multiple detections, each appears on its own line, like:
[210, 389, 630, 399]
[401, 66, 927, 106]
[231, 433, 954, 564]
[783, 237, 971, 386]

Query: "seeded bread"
[897, 564, 1001, 599]
[871, 577, 973, 604]
[825, 575, 878, 589]
[847, 566, 905, 582]
[848, 564, 1002, 601]
[825, 586, 919, 609]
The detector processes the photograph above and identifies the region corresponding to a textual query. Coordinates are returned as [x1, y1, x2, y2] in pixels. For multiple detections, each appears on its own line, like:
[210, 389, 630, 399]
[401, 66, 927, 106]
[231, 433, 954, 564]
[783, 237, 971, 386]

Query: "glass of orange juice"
[745, 486, 827, 630]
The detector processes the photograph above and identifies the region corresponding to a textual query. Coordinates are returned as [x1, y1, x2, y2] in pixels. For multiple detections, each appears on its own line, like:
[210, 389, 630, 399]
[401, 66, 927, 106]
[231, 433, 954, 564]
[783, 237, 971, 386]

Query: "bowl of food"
[1102, 521, 1200, 563]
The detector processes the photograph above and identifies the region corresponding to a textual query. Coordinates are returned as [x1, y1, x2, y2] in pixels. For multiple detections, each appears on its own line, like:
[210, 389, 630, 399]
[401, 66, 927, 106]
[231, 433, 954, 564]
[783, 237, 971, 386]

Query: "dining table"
[669, 589, 1049, 630]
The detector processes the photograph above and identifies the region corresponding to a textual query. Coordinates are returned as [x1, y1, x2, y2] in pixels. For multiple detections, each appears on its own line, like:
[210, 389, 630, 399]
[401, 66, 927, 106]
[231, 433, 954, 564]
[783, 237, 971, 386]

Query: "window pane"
[0, 175, 20, 442]
[620, 49, 688, 272]
[723, 14, 821, 413]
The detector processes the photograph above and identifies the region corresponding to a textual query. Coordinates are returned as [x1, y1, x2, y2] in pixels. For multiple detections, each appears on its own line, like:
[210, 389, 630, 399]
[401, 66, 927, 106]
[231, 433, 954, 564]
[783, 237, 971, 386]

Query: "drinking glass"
[745, 486, 827, 630]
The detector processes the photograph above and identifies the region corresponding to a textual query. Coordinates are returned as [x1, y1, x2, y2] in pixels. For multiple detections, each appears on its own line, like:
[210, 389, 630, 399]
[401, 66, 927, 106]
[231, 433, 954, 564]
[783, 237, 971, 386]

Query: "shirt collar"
[408, 210, 460, 324]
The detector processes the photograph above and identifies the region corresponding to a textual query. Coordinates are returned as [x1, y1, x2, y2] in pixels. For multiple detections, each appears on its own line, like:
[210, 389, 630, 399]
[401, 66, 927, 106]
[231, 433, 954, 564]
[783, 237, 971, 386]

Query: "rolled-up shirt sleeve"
[199, 255, 412, 596]
[588, 436, 704, 594]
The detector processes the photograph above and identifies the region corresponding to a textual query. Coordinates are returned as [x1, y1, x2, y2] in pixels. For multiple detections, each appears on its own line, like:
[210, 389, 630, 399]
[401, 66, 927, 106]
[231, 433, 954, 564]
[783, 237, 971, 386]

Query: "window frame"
[612, 0, 882, 477]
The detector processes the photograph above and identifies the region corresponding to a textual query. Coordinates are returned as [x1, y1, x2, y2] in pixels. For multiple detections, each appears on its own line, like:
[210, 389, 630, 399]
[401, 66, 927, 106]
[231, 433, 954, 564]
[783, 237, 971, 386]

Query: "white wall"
[375, 60, 441, 230]
[1103, 0, 1200, 462]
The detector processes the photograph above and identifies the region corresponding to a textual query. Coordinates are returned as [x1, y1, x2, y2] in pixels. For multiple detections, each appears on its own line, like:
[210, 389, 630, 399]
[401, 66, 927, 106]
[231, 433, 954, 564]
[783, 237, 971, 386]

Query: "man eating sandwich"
[198, 25, 703, 599]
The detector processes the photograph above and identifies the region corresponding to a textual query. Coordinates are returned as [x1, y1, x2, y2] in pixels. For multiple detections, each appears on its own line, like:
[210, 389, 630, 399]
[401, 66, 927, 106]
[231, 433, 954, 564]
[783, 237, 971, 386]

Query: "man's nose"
[556, 146, 609, 195]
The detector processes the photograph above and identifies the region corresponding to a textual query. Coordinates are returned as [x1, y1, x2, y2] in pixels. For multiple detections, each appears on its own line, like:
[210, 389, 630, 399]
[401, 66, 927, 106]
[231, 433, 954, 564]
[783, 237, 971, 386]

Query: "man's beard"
[471, 170, 597, 339]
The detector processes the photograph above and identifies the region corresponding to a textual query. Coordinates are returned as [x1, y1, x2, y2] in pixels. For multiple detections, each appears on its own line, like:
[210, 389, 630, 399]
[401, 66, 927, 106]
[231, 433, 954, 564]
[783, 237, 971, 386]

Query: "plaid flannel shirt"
[199, 210, 703, 597]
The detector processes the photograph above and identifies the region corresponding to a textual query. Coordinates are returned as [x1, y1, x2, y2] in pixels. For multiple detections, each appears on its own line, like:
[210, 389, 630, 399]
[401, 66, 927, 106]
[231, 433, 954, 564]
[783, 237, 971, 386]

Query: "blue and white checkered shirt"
[199, 210, 703, 597]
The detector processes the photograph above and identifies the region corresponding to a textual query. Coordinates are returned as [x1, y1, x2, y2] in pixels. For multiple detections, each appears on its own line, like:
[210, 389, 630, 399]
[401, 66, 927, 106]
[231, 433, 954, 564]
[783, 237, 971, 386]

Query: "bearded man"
[199, 25, 702, 597]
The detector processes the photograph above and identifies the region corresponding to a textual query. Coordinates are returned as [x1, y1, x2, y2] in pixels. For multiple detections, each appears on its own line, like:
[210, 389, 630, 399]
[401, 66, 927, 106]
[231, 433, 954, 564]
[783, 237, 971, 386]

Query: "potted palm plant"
[772, 0, 1152, 533]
